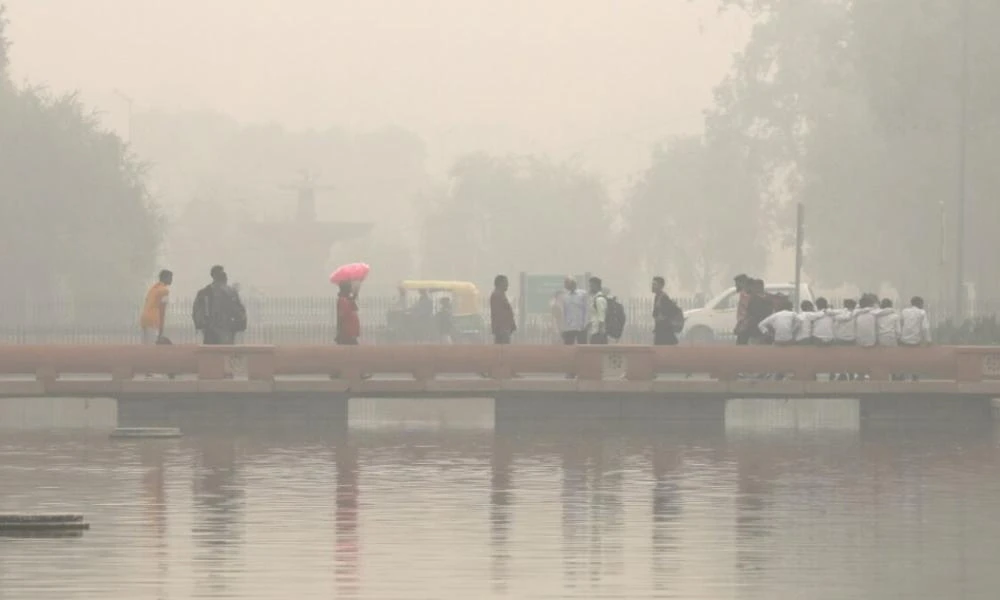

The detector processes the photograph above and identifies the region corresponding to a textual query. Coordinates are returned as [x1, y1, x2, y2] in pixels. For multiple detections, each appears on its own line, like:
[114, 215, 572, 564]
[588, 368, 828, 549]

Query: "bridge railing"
[1, 345, 999, 390]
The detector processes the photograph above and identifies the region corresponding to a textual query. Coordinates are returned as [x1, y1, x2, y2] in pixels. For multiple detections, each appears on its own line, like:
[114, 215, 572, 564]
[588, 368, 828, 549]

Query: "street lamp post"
[955, 0, 969, 320]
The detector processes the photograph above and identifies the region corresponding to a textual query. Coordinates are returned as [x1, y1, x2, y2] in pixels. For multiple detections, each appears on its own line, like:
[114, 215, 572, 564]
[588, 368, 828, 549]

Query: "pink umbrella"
[329, 262, 371, 284]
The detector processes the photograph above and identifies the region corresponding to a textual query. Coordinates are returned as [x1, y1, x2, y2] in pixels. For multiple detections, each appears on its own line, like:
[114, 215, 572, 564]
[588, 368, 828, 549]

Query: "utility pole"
[955, 0, 970, 320]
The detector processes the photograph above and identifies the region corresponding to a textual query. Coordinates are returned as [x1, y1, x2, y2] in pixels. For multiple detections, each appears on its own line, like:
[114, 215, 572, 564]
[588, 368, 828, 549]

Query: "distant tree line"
[7, 1, 1000, 307]
[710, 0, 1000, 303]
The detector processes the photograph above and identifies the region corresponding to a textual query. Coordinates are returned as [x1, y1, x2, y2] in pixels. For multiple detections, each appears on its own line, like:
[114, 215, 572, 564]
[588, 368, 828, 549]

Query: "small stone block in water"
[0, 514, 90, 531]
[110, 427, 182, 439]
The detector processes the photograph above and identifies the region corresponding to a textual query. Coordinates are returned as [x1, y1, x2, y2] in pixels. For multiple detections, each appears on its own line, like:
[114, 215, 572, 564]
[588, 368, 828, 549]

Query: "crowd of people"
[731, 274, 932, 348]
[140, 268, 932, 353]
[490, 274, 685, 346]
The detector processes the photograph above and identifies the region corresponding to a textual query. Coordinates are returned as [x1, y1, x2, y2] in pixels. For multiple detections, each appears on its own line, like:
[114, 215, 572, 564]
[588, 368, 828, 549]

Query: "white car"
[681, 283, 815, 343]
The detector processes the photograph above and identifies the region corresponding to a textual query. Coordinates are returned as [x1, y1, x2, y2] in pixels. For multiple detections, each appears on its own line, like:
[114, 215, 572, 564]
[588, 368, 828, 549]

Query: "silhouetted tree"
[623, 134, 767, 295]
[0, 10, 163, 311]
[712, 0, 1000, 301]
[419, 153, 613, 287]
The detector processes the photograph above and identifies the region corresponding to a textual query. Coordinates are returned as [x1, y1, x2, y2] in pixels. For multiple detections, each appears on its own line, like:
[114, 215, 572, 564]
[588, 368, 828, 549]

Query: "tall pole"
[955, 0, 969, 320]
[794, 202, 804, 310]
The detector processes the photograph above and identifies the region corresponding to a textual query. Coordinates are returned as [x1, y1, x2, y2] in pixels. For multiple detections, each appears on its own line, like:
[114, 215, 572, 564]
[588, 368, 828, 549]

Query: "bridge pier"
[859, 395, 993, 423]
[494, 392, 728, 436]
[117, 394, 350, 435]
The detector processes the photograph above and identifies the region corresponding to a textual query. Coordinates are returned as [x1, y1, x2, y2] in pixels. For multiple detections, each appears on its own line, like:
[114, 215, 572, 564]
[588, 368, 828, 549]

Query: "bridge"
[0, 344, 998, 398]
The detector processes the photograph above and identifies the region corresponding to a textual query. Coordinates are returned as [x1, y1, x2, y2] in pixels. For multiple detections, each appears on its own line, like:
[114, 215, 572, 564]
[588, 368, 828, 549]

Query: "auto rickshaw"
[380, 280, 486, 343]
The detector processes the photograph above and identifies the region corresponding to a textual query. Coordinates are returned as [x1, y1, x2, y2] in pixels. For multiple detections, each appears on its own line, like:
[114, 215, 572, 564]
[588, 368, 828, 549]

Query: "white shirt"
[900, 306, 931, 345]
[854, 307, 878, 348]
[830, 308, 857, 342]
[808, 310, 835, 343]
[874, 308, 901, 346]
[759, 310, 800, 344]
[795, 311, 818, 342]
[560, 290, 589, 332]
[589, 293, 607, 331]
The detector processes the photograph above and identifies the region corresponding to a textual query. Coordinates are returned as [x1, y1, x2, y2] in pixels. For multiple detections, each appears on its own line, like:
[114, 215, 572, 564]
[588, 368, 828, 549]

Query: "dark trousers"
[494, 332, 512, 345]
[589, 332, 608, 345]
[203, 328, 236, 345]
[562, 331, 587, 345]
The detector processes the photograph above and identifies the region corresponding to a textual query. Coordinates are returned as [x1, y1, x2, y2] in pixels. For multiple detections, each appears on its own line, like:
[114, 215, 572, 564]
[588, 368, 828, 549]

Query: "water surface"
[1, 398, 999, 599]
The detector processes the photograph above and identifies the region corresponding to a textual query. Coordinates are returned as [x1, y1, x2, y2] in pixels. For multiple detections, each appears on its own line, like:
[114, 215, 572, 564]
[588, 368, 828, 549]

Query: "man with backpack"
[586, 277, 626, 344]
[652, 276, 682, 346]
[587, 277, 609, 344]
[745, 279, 774, 344]
[192, 265, 247, 345]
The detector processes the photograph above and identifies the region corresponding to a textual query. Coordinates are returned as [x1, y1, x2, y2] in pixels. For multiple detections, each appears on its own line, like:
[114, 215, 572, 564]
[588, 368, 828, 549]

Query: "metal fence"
[0, 294, 997, 345]
[0, 295, 697, 345]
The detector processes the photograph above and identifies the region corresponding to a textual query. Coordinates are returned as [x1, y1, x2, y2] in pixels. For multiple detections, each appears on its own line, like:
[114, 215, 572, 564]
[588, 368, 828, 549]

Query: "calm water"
[2, 397, 1000, 599]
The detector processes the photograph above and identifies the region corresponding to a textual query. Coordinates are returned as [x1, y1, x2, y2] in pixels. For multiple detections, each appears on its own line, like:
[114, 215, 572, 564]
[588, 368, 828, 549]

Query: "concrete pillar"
[117, 394, 350, 435]
[860, 394, 992, 424]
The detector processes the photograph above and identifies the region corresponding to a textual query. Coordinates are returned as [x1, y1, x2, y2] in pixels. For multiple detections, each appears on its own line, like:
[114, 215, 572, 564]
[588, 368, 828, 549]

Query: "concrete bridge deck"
[0, 344, 998, 399]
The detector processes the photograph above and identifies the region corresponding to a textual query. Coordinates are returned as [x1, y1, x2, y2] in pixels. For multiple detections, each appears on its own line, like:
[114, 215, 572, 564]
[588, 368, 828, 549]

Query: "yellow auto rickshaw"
[382, 280, 486, 343]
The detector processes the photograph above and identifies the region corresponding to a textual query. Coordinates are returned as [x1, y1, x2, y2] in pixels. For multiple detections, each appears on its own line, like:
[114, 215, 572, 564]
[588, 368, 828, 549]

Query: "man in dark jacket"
[651, 276, 680, 346]
[745, 279, 774, 345]
[490, 274, 516, 344]
[192, 265, 246, 345]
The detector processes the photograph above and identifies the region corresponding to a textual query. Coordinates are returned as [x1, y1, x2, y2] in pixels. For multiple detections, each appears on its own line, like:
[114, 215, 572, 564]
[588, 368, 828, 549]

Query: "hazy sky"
[4, 0, 747, 182]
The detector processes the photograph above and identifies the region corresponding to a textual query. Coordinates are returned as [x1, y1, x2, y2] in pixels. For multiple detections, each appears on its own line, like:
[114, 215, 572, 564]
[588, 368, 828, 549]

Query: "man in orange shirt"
[140, 270, 173, 344]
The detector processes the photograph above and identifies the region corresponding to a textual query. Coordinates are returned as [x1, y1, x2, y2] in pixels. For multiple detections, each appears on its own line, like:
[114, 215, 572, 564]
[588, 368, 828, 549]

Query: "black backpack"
[666, 299, 685, 333]
[605, 295, 627, 340]
[193, 284, 247, 333]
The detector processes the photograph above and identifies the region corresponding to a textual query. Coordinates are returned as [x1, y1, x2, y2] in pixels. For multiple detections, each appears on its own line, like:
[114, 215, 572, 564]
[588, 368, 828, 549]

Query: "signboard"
[521, 273, 586, 315]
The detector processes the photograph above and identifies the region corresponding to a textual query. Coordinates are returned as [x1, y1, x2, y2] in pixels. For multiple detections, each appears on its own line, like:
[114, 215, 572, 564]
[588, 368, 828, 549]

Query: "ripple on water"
[1, 405, 1000, 599]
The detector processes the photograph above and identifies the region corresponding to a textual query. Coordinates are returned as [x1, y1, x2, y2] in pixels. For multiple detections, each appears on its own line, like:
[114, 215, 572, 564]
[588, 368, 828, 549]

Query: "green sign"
[522, 274, 585, 314]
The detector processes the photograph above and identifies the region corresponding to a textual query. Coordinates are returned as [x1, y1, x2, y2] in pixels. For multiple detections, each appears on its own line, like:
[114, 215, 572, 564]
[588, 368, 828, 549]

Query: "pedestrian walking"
[746, 279, 773, 345]
[854, 293, 879, 349]
[140, 269, 172, 344]
[438, 297, 455, 344]
[588, 276, 608, 345]
[900, 297, 931, 347]
[192, 265, 246, 345]
[336, 281, 361, 345]
[796, 300, 819, 345]
[652, 276, 682, 346]
[733, 274, 753, 345]
[811, 298, 835, 346]
[900, 296, 932, 381]
[490, 275, 516, 344]
[875, 298, 901, 347]
[560, 277, 589, 345]
[758, 297, 799, 346]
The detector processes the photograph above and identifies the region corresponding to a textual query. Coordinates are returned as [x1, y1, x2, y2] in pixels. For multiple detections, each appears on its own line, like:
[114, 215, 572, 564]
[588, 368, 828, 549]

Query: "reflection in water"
[561, 436, 588, 591]
[139, 443, 169, 600]
[650, 442, 682, 594]
[335, 441, 360, 598]
[733, 438, 775, 590]
[3, 399, 1000, 599]
[193, 437, 244, 597]
[490, 432, 512, 594]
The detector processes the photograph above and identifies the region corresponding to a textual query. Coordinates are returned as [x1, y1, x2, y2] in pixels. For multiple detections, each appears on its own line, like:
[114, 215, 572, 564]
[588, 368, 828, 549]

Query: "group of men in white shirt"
[758, 294, 932, 348]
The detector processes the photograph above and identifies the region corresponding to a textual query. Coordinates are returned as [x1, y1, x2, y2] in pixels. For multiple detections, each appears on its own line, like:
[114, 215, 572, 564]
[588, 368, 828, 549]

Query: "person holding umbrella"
[330, 263, 370, 346]
[336, 280, 361, 345]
